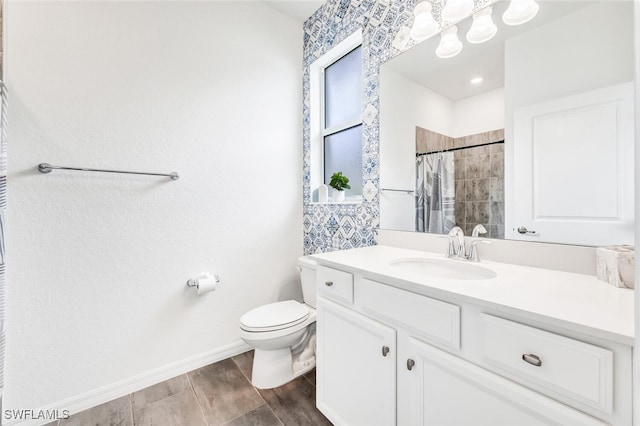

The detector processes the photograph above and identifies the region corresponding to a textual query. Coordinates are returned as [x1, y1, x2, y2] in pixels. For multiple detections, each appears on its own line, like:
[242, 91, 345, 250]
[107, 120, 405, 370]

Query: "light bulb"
[466, 6, 497, 44]
[411, 2, 440, 42]
[442, 0, 474, 22]
[436, 25, 463, 59]
[502, 0, 539, 26]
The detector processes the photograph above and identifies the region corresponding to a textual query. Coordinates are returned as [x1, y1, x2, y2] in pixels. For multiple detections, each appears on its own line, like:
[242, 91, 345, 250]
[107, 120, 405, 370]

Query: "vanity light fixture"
[466, 6, 497, 44]
[410, 2, 440, 42]
[436, 25, 463, 58]
[502, 0, 539, 25]
[441, 0, 474, 22]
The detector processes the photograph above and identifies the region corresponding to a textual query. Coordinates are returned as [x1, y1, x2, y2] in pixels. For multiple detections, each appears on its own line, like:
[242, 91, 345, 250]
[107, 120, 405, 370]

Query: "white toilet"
[239, 256, 317, 389]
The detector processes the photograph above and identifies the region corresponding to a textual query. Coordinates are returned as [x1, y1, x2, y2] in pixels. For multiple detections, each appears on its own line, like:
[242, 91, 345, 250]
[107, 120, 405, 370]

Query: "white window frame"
[309, 30, 363, 201]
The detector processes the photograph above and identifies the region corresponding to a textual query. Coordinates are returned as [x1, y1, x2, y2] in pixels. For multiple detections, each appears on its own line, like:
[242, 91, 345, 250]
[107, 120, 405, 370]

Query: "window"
[310, 31, 363, 202]
[323, 46, 363, 198]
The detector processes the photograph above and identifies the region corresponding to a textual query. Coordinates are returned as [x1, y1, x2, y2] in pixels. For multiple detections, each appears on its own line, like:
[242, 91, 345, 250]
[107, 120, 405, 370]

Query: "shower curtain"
[416, 152, 456, 234]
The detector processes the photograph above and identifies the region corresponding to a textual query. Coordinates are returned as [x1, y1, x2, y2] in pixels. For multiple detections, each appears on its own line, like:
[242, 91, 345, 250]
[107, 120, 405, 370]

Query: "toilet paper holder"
[187, 273, 221, 290]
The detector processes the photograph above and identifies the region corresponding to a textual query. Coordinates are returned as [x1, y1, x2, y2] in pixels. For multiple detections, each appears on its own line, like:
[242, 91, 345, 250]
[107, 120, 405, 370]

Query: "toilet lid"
[240, 300, 310, 332]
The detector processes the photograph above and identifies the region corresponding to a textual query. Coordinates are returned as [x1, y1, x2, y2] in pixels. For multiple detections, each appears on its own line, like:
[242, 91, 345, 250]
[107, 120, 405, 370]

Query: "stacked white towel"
[596, 245, 635, 289]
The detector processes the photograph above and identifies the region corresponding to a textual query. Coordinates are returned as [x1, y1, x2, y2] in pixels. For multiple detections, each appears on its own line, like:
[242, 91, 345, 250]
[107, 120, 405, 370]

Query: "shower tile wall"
[416, 127, 453, 152]
[302, 0, 494, 254]
[417, 127, 505, 239]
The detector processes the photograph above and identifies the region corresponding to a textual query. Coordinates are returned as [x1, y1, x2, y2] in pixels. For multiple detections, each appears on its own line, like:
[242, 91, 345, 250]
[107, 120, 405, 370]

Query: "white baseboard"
[3, 340, 251, 426]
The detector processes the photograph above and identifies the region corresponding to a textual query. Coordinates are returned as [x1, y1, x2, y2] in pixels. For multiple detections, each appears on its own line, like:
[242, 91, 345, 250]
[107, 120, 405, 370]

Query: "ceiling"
[384, 1, 594, 101]
[265, 0, 325, 22]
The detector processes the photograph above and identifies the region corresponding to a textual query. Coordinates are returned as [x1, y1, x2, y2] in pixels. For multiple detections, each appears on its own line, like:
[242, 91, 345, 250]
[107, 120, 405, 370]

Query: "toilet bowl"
[239, 256, 317, 389]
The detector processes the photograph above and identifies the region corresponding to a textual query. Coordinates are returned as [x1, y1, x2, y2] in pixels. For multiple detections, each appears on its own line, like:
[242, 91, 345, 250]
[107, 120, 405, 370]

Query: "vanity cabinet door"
[404, 337, 605, 426]
[317, 297, 397, 426]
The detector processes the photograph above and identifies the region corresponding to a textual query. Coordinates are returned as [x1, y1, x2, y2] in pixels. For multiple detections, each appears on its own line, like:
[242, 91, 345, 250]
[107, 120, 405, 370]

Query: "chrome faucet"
[447, 226, 466, 259]
[468, 239, 490, 262]
[469, 224, 490, 262]
[442, 225, 491, 262]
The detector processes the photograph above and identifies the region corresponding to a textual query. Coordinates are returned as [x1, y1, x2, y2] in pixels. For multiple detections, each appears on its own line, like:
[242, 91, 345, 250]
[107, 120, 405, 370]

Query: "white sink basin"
[389, 257, 497, 280]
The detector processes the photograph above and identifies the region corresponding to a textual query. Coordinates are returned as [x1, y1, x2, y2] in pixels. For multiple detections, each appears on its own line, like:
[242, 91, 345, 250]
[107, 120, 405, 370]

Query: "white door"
[316, 298, 397, 426]
[405, 337, 605, 426]
[509, 83, 634, 245]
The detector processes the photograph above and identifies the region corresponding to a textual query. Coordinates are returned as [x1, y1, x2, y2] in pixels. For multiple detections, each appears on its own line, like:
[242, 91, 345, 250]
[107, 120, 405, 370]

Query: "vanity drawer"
[481, 314, 613, 413]
[317, 265, 354, 305]
[358, 278, 460, 349]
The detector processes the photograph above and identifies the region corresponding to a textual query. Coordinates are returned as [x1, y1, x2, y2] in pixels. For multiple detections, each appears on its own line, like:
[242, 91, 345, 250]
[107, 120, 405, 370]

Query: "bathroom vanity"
[311, 245, 634, 425]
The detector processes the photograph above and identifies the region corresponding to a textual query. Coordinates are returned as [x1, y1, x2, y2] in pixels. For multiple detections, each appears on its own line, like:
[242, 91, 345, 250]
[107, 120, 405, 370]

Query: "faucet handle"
[472, 224, 487, 237]
[438, 235, 457, 258]
[468, 239, 491, 262]
[446, 226, 466, 258]
[448, 226, 463, 237]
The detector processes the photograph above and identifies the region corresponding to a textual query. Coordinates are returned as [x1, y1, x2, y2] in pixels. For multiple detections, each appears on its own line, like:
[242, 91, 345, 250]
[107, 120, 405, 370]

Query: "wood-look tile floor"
[48, 351, 332, 426]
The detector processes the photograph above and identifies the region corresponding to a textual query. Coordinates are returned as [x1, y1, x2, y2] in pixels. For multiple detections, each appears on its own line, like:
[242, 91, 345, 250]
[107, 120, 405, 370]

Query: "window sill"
[309, 200, 363, 205]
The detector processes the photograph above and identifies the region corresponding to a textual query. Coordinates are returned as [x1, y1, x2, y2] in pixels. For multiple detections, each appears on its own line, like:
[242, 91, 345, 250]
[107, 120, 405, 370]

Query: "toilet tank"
[297, 256, 317, 308]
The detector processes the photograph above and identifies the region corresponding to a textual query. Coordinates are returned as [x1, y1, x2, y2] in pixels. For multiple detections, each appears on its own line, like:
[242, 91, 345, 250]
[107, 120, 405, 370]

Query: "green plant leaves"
[329, 171, 351, 191]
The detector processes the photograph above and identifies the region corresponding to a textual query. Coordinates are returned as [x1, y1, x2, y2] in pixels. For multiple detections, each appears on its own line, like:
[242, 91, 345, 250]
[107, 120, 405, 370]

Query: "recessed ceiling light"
[470, 77, 484, 84]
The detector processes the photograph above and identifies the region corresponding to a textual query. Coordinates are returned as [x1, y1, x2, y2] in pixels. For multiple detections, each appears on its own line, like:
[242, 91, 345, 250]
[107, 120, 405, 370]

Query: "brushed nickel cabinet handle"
[522, 353, 542, 367]
[382, 346, 390, 357]
[407, 359, 415, 370]
[325, 281, 334, 287]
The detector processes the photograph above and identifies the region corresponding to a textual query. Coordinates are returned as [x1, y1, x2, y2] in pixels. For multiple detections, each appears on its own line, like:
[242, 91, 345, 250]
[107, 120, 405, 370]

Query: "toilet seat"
[240, 300, 310, 333]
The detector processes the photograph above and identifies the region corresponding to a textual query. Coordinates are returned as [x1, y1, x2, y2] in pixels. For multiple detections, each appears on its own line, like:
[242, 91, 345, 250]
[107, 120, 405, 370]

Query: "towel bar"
[38, 163, 179, 180]
[380, 188, 414, 194]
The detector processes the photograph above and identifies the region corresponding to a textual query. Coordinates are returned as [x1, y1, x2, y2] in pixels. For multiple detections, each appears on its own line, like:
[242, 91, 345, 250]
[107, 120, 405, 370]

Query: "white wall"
[4, 0, 303, 415]
[634, 2, 640, 421]
[452, 88, 505, 138]
[504, 3, 633, 111]
[379, 68, 453, 231]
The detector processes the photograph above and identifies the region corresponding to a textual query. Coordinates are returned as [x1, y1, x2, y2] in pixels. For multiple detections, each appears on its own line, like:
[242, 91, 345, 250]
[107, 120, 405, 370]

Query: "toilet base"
[251, 335, 316, 389]
[252, 348, 293, 389]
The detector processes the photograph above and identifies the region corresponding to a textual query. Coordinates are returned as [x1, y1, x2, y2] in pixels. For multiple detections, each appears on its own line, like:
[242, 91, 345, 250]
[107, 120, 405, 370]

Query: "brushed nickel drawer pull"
[407, 359, 415, 370]
[522, 353, 542, 367]
[325, 281, 334, 287]
[517, 226, 537, 235]
[382, 346, 390, 357]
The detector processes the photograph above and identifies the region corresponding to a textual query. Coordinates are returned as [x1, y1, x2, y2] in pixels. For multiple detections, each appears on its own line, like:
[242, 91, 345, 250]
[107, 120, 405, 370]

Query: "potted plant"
[329, 171, 351, 202]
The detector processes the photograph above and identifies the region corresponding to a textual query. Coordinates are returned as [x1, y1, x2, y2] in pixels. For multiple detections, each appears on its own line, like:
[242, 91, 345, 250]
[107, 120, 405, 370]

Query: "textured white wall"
[4, 1, 303, 412]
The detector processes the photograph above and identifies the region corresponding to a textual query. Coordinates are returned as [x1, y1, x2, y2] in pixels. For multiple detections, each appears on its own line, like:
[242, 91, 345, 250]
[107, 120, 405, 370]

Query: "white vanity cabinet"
[315, 263, 631, 426]
[316, 298, 396, 426]
[404, 337, 605, 425]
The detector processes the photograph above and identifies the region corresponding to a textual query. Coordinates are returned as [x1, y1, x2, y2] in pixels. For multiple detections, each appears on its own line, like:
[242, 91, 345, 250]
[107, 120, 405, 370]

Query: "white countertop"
[311, 245, 635, 346]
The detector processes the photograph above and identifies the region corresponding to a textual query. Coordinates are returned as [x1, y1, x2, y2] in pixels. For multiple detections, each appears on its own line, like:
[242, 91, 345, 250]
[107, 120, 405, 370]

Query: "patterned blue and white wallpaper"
[301, 0, 491, 254]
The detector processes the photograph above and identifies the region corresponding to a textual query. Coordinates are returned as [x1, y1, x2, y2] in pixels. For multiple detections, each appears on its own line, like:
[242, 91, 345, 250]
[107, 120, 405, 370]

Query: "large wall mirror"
[379, 0, 634, 246]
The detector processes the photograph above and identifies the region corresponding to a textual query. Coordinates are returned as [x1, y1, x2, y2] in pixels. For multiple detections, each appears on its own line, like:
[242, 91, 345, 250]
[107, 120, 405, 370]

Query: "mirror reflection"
[379, 0, 634, 246]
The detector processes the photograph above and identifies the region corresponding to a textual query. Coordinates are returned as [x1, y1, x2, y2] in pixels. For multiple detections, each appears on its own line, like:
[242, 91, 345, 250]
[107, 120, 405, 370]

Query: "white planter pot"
[333, 190, 345, 202]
